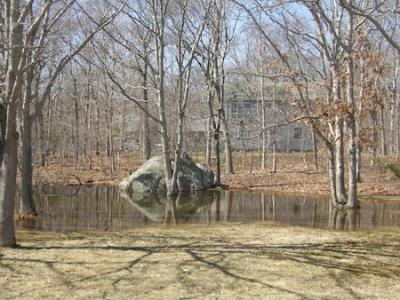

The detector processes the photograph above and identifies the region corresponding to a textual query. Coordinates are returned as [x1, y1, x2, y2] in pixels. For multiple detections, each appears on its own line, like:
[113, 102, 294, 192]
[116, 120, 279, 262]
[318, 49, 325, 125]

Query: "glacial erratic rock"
[119, 153, 212, 198]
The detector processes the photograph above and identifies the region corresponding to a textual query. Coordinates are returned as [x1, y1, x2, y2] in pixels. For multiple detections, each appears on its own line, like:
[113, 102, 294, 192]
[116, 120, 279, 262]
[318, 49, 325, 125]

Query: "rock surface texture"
[119, 154, 212, 197]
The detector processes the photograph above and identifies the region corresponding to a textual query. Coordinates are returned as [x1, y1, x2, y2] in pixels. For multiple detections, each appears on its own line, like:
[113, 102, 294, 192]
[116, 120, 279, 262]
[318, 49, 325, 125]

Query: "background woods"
[0, 0, 399, 246]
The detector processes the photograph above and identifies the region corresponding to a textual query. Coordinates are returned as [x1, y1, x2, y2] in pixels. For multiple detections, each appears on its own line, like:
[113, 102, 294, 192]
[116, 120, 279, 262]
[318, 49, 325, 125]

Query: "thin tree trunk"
[260, 73, 267, 170]
[86, 67, 92, 168]
[94, 93, 100, 156]
[271, 82, 277, 173]
[38, 111, 46, 167]
[214, 127, 221, 186]
[222, 115, 233, 175]
[312, 130, 318, 170]
[142, 65, 151, 161]
[205, 116, 212, 168]
[380, 106, 387, 156]
[356, 144, 362, 182]
[335, 117, 346, 204]
[370, 110, 378, 166]
[72, 78, 80, 168]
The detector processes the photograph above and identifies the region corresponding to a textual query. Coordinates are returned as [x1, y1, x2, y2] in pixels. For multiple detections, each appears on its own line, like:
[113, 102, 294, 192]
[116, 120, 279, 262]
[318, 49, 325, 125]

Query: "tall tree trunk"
[94, 92, 100, 156]
[335, 117, 346, 204]
[85, 68, 92, 167]
[332, 66, 346, 204]
[370, 110, 378, 166]
[20, 115, 36, 216]
[44, 94, 55, 166]
[390, 95, 396, 155]
[380, 106, 387, 156]
[271, 80, 277, 173]
[0, 130, 18, 247]
[142, 67, 151, 161]
[312, 130, 318, 170]
[346, 43, 358, 208]
[327, 146, 338, 205]
[260, 62, 267, 171]
[356, 144, 362, 182]
[205, 116, 212, 168]
[38, 111, 46, 167]
[169, 111, 185, 195]
[222, 115, 233, 175]
[0, 0, 22, 246]
[73, 78, 80, 168]
[214, 127, 221, 186]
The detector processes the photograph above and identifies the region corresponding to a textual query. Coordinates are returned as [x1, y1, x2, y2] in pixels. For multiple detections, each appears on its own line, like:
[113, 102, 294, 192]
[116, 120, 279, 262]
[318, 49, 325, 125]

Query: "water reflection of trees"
[17, 186, 400, 232]
[328, 204, 361, 230]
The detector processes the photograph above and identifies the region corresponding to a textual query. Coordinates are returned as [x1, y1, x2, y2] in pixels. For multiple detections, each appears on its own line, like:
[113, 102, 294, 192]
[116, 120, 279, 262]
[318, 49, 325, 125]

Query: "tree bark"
[72, 78, 80, 168]
[0, 130, 18, 247]
[205, 116, 212, 168]
[380, 106, 387, 156]
[222, 115, 233, 175]
[141, 66, 151, 161]
[20, 115, 36, 216]
[312, 130, 318, 170]
[345, 14, 358, 208]
[38, 111, 46, 167]
[327, 146, 338, 206]
[356, 144, 362, 182]
[0, 0, 22, 247]
[335, 117, 346, 204]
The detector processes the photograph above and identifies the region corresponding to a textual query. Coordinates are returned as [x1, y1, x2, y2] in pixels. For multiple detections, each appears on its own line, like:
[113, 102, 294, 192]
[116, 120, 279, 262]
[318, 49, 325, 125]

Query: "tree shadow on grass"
[2, 238, 400, 299]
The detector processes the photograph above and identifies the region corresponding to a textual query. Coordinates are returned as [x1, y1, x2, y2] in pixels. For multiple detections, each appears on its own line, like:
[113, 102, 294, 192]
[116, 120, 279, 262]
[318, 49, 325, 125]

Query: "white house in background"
[184, 83, 315, 152]
[226, 91, 313, 151]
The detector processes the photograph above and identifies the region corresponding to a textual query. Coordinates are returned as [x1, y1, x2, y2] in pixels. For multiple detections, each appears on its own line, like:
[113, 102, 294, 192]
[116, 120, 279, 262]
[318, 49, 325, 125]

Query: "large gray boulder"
[119, 153, 212, 198]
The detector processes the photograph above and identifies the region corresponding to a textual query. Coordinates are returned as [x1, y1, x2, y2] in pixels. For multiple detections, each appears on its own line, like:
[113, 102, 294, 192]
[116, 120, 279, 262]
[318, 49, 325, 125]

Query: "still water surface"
[17, 185, 400, 232]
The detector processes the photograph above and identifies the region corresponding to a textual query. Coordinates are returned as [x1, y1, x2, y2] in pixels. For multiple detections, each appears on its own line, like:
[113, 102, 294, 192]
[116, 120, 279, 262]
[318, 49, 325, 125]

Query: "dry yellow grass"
[1, 223, 400, 299]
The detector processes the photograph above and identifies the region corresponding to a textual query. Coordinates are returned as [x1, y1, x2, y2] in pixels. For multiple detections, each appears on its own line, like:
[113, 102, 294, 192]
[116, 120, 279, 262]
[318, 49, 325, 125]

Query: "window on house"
[231, 102, 237, 114]
[293, 127, 302, 139]
[231, 101, 257, 119]
[239, 126, 250, 139]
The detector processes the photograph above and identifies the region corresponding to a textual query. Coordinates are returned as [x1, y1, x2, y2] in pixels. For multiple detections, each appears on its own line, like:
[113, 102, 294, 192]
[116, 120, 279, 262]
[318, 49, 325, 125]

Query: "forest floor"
[0, 223, 399, 299]
[32, 151, 400, 199]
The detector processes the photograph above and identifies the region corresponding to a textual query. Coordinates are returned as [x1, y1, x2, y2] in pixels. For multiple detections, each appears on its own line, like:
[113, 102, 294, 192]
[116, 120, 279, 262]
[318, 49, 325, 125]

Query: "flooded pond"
[17, 185, 400, 232]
